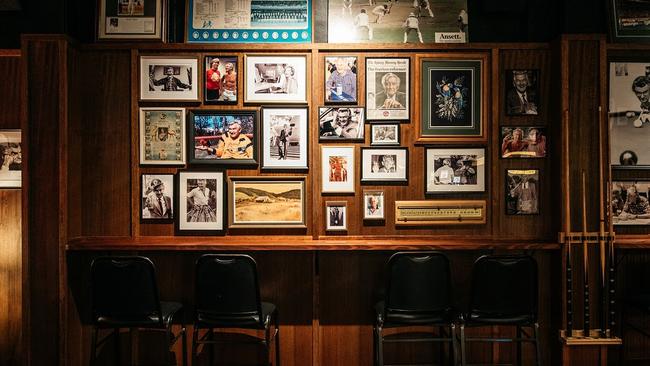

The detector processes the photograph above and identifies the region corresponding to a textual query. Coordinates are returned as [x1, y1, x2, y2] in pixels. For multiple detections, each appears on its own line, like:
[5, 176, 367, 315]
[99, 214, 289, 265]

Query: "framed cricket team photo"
[175, 170, 226, 235]
[244, 54, 308, 104]
[360, 147, 408, 183]
[321, 146, 355, 193]
[318, 106, 365, 141]
[325, 201, 348, 231]
[500, 126, 547, 158]
[505, 69, 540, 115]
[261, 106, 309, 170]
[363, 190, 385, 221]
[325, 55, 358, 104]
[204, 56, 238, 104]
[611, 181, 650, 225]
[425, 148, 485, 194]
[370, 124, 400, 146]
[365, 57, 410, 121]
[97, 0, 164, 40]
[0, 129, 21, 188]
[141, 173, 174, 222]
[505, 169, 539, 215]
[187, 110, 258, 166]
[139, 56, 199, 101]
[139, 108, 186, 165]
[609, 62, 650, 168]
[228, 176, 307, 229]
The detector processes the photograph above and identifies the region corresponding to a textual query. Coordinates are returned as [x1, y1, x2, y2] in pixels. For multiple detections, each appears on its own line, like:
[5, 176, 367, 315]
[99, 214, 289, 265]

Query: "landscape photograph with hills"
[233, 181, 304, 224]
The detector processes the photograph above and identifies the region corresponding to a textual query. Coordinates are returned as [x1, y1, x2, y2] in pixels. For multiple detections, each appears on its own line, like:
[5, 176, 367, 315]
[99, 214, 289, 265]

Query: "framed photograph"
[175, 170, 226, 235]
[365, 57, 410, 121]
[318, 107, 365, 140]
[228, 176, 307, 228]
[500, 127, 547, 158]
[505, 70, 540, 115]
[141, 174, 174, 221]
[325, 56, 358, 103]
[363, 190, 385, 220]
[261, 106, 308, 170]
[327, 0, 468, 43]
[244, 55, 308, 104]
[140, 56, 199, 101]
[186, 0, 312, 43]
[139, 108, 186, 165]
[425, 148, 485, 194]
[321, 146, 355, 193]
[0, 130, 21, 188]
[612, 181, 650, 225]
[361, 147, 408, 183]
[187, 110, 258, 166]
[417, 54, 487, 142]
[608, 0, 650, 42]
[97, 0, 163, 40]
[505, 169, 539, 215]
[370, 124, 400, 146]
[325, 201, 347, 231]
[609, 62, 650, 168]
[204, 56, 238, 104]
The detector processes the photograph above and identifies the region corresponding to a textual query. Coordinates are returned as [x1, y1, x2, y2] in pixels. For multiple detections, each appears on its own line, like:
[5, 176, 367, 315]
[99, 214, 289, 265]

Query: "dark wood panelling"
[0, 52, 21, 128]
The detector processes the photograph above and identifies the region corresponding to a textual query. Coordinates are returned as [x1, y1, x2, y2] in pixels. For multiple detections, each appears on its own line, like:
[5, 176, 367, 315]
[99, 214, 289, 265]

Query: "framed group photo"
[365, 57, 410, 121]
[97, 0, 164, 40]
[505, 169, 539, 215]
[244, 55, 308, 104]
[611, 181, 650, 225]
[187, 110, 258, 166]
[204, 56, 238, 104]
[325, 201, 348, 231]
[500, 126, 547, 158]
[321, 146, 355, 193]
[140, 56, 199, 101]
[318, 107, 365, 140]
[139, 108, 186, 165]
[175, 170, 226, 235]
[0, 130, 21, 188]
[425, 148, 485, 194]
[361, 147, 408, 183]
[325, 55, 358, 104]
[261, 106, 308, 170]
[141, 173, 174, 221]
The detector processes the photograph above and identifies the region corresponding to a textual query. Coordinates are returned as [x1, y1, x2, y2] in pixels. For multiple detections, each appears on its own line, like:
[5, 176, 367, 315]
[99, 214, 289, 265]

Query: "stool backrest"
[90, 256, 162, 326]
[385, 251, 452, 314]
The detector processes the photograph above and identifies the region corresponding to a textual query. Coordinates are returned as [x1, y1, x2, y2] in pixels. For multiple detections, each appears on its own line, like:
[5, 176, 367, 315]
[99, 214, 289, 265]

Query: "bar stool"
[374, 251, 457, 366]
[90, 256, 187, 365]
[460, 255, 540, 366]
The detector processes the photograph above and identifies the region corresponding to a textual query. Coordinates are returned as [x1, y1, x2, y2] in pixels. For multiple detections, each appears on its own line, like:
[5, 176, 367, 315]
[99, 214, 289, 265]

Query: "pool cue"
[598, 106, 607, 337]
[582, 170, 590, 336]
[608, 180, 616, 336]
[564, 109, 573, 337]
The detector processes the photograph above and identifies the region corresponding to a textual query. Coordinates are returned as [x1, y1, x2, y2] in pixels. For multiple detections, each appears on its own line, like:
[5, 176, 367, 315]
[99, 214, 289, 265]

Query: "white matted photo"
[141, 174, 174, 221]
[325, 201, 347, 231]
[245, 55, 308, 103]
[361, 147, 408, 183]
[363, 190, 385, 220]
[176, 171, 225, 235]
[425, 148, 485, 193]
[371, 124, 400, 145]
[261, 106, 308, 170]
[139, 108, 186, 165]
[0, 130, 21, 188]
[321, 146, 355, 193]
[140, 56, 199, 101]
[612, 181, 650, 225]
[365, 57, 410, 121]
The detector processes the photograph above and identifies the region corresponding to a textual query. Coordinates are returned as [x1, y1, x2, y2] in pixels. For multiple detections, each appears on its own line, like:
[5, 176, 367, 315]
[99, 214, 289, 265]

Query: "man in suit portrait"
[144, 178, 173, 219]
[506, 70, 538, 115]
[375, 72, 406, 109]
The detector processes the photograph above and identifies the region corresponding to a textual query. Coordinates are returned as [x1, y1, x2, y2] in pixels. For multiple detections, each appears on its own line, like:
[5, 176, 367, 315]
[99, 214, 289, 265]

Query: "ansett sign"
[435, 32, 466, 43]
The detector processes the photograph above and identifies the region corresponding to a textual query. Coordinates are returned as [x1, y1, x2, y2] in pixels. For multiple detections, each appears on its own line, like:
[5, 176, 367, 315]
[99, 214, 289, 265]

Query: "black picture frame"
[140, 173, 174, 223]
[204, 55, 239, 105]
[365, 57, 411, 122]
[174, 170, 227, 236]
[318, 106, 365, 141]
[505, 169, 540, 216]
[499, 126, 547, 158]
[504, 69, 540, 116]
[360, 147, 409, 183]
[608, 0, 650, 43]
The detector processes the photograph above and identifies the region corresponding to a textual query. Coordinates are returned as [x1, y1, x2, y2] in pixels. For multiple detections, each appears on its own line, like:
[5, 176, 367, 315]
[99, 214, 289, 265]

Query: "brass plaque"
[395, 200, 487, 225]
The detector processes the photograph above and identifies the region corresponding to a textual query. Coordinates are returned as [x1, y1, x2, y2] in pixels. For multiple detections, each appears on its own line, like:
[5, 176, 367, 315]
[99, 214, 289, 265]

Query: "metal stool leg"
[181, 324, 187, 366]
[274, 321, 281, 366]
[451, 324, 458, 366]
[208, 329, 214, 366]
[516, 325, 522, 366]
[377, 325, 384, 366]
[113, 328, 121, 366]
[90, 327, 98, 366]
[191, 326, 199, 366]
[460, 324, 466, 366]
[534, 323, 542, 366]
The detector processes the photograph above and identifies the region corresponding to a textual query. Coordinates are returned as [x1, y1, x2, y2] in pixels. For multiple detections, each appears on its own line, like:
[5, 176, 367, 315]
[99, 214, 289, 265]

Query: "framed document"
[97, 0, 164, 40]
[186, 0, 312, 43]
[139, 108, 186, 165]
[365, 57, 410, 121]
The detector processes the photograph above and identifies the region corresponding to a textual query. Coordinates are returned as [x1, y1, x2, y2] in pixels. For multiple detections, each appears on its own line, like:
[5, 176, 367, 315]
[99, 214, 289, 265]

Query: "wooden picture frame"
[139, 56, 199, 102]
[318, 106, 365, 141]
[324, 55, 358, 104]
[139, 107, 186, 165]
[425, 147, 485, 194]
[175, 170, 226, 235]
[325, 201, 348, 231]
[321, 146, 355, 193]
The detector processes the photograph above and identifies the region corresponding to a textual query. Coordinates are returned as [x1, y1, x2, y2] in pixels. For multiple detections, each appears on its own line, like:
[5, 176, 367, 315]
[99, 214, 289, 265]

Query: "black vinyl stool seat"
[192, 254, 279, 366]
[460, 255, 540, 366]
[90, 256, 187, 366]
[374, 251, 458, 366]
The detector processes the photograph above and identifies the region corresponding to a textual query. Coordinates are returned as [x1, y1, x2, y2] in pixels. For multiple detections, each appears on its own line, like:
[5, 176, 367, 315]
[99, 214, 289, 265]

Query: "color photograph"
[204, 56, 238, 103]
[325, 56, 358, 103]
[425, 148, 485, 193]
[500, 127, 547, 158]
[321, 146, 355, 193]
[188, 110, 257, 166]
[505, 169, 539, 215]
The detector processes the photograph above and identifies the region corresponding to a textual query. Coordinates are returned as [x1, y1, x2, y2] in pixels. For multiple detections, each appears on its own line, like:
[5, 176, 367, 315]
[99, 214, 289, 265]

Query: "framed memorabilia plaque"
[0, 130, 21, 188]
[321, 146, 355, 193]
[261, 106, 308, 170]
[97, 0, 164, 40]
[140, 56, 199, 101]
[186, 0, 312, 43]
[244, 55, 308, 104]
[612, 181, 650, 225]
[204, 56, 238, 104]
[365, 57, 410, 121]
[141, 173, 174, 222]
[325, 201, 348, 231]
[395, 200, 487, 226]
[318, 107, 365, 141]
[175, 170, 226, 235]
[360, 147, 408, 183]
[425, 148, 485, 194]
[139, 108, 186, 165]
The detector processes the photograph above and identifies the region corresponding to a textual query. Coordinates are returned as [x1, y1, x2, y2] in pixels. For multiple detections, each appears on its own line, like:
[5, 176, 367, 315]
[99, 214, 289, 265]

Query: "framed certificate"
[97, 0, 164, 40]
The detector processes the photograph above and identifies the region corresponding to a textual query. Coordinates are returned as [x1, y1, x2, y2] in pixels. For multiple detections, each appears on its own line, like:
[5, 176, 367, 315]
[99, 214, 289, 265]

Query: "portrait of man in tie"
[506, 70, 539, 115]
[141, 174, 174, 220]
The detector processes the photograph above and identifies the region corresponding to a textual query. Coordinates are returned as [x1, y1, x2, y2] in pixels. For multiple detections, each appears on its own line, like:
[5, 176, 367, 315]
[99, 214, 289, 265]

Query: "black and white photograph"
[0, 130, 21, 188]
[361, 147, 408, 183]
[261, 106, 308, 170]
[245, 55, 307, 103]
[175, 171, 225, 235]
[609, 62, 650, 168]
[612, 181, 650, 225]
[204, 56, 238, 104]
[505, 69, 540, 115]
[501, 127, 547, 158]
[140, 56, 199, 101]
[505, 169, 539, 215]
[425, 148, 485, 193]
[318, 107, 365, 140]
[366, 58, 410, 121]
[139, 108, 186, 165]
[141, 174, 173, 221]
[370, 124, 400, 145]
[363, 190, 385, 220]
[98, 0, 163, 40]
[325, 56, 358, 103]
[326, 201, 347, 231]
